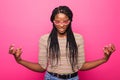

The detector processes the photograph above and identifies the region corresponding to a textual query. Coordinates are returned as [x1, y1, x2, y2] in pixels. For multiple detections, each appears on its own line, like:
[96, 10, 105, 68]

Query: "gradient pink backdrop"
[0, 0, 120, 80]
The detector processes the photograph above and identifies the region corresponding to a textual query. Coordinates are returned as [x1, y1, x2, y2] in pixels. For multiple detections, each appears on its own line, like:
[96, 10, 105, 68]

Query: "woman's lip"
[58, 28, 65, 32]
[59, 28, 65, 30]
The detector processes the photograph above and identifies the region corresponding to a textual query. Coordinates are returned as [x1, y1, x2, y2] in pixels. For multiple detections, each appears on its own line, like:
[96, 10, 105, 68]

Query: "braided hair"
[48, 6, 78, 72]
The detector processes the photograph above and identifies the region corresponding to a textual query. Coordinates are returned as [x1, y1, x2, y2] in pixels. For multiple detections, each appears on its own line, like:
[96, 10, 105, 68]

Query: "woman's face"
[53, 13, 70, 36]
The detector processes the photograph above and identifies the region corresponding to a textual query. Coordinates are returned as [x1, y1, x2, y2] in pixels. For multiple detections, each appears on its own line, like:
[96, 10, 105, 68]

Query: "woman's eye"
[64, 21, 68, 23]
[55, 21, 60, 23]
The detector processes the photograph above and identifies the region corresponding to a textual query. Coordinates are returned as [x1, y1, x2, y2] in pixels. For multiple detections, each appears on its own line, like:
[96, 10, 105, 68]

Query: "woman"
[9, 6, 116, 80]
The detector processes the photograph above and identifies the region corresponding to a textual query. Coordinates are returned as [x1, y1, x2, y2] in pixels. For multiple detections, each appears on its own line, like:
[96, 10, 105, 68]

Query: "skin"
[53, 13, 70, 38]
[9, 45, 45, 72]
[80, 43, 116, 70]
[9, 13, 116, 72]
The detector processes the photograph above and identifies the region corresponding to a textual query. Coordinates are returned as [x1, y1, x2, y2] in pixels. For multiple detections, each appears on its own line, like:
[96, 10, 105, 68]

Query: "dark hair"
[47, 6, 78, 72]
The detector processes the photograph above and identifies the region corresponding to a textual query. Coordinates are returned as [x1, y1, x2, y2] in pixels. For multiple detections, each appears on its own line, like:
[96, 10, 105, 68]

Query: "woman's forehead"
[54, 13, 69, 20]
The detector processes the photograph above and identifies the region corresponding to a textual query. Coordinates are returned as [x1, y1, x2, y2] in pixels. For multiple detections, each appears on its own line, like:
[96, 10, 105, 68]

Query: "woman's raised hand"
[103, 43, 116, 62]
[9, 44, 23, 62]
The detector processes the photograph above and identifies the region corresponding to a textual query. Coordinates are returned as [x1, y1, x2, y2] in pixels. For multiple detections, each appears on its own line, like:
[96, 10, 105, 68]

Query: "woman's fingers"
[9, 44, 23, 62]
[103, 46, 109, 55]
[109, 44, 116, 52]
[9, 44, 23, 57]
[103, 44, 116, 61]
[9, 44, 16, 54]
[16, 48, 22, 58]
[104, 44, 116, 55]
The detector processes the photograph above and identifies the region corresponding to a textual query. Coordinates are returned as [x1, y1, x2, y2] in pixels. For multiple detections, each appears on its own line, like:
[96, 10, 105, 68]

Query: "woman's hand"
[103, 44, 116, 62]
[9, 44, 46, 72]
[9, 44, 23, 62]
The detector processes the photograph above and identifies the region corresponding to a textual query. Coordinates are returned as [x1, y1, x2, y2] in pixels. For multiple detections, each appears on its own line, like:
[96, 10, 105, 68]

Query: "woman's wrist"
[16, 57, 22, 64]
[102, 57, 108, 63]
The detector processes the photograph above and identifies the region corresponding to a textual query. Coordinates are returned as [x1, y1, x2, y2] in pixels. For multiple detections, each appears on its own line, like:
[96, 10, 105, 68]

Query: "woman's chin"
[58, 31, 66, 35]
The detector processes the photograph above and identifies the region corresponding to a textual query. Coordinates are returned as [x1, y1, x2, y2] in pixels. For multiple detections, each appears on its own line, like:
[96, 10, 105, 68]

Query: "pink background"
[0, 0, 120, 80]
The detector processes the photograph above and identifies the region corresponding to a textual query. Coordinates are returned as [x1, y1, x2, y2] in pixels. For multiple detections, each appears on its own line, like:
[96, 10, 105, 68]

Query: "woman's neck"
[57, 32, 67, 38]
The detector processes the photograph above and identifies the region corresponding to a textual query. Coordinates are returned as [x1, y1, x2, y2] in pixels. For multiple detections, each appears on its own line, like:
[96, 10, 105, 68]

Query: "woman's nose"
[60, 24, 64, 27]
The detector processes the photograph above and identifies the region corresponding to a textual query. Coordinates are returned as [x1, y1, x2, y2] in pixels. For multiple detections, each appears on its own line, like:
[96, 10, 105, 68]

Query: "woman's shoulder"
[39, 33, 50, 41]
[73, 32, 84, 44]
[41, 33, 50, 38]
[73, 32, 83, 38]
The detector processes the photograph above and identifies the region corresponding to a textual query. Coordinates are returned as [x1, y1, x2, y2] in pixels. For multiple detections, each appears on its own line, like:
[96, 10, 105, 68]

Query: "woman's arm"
[9, 44, 46, 72]
[17, 59, 45, 72]
[80, 58, 106, 71]
[80, 44, 116, 71]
